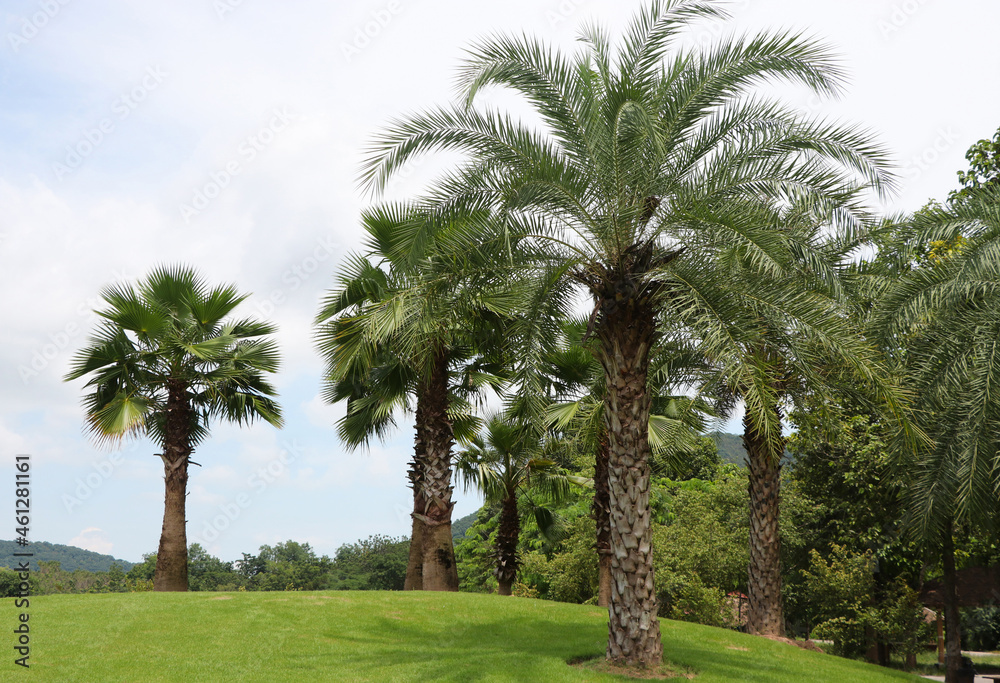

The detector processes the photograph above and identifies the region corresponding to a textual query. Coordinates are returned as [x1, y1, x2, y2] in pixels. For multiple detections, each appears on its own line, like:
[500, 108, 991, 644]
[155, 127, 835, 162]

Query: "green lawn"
[9, 591, 926, 682]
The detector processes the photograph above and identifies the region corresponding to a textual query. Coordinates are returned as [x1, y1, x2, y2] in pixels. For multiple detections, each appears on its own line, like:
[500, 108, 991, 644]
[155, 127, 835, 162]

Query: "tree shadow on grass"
[317, 614, 608, 681]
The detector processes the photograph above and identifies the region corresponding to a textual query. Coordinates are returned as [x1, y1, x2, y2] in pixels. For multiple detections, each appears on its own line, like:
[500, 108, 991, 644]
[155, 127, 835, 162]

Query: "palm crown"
[67, 265, 282, 443]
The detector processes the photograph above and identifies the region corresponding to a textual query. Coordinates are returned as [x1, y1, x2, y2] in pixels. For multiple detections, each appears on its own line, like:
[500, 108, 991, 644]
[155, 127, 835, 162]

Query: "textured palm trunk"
[412, 349, 458, 591]
[593, 432, 612, 607]
[942, 521, 963, 683]
[154, 380, 192, 592]
[496, 492, 520, 596]
[596, 294, 661, 667]
[744, 409, 784, 636]
[404, 461, 425, 591]
[404, 399, 427, 591]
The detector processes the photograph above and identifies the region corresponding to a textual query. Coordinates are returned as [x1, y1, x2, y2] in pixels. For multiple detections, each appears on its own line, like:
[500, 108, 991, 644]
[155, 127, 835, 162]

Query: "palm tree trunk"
[596, 295, 661, 667]
[593, 431, 612, 608]
[154, 380, 192, 592]
[404, 458, 425, 590]
[496, 493, 520, 596]
[744, 409, 784, 636]
[404, 398, 427, 591]
[942, 520, 963, 683]
[413, 348, 459, 591]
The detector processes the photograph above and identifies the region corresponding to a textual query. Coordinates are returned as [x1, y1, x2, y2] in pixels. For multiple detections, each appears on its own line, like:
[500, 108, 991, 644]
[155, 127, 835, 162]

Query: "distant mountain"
[708, 431, 747, 467]
[452, 512, 478, 541]
[0, 541, 134, 572]
[707, 431, 794, 468]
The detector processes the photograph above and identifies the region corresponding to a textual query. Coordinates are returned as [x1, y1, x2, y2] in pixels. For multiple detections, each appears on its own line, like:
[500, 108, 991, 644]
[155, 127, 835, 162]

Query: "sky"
[2, 0, 998, 565]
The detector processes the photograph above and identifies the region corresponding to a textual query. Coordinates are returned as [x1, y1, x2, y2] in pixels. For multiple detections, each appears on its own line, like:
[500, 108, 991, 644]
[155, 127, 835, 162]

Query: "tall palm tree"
[359, 0, 893, 664]
[680, 199, 914, 636]
[315, 206, 509, 591]
[873, 189, 1000, 683]
[544, 320, 711, 607]
[65, 265, 283, 591]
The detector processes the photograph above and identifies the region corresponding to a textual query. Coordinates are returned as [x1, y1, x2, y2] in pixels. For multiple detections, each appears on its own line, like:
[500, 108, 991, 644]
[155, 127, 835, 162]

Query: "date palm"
[689, 229, 898, 636]
[360, 0, 893, 663]
[873, 189, 1000, 683]
[65, 266, 282, 591]
[544, 320, 712, 607]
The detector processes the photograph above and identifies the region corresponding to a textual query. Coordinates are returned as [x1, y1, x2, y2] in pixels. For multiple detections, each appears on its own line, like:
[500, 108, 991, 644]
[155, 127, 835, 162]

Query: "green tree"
[66, 266, 283, 591]
[331, 535, 409, 591]
[952, 126, 1000, 204]
[361, 0, 894, 662]
[803, 544, 876, 657]
[652, 469, 749, 627]
[873, 188, 1000, 682]
[188, 544, 242, 591]
[455, 414, 572, 595]
[315, 209, 508, 591]
[783, 396, 924, 660]
[249, 541, 334, 591]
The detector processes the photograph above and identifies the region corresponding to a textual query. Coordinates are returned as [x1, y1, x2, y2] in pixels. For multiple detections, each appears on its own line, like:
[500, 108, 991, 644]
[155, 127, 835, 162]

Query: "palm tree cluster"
[321, 0, 906, 667]
[63, 2, 1000, 679]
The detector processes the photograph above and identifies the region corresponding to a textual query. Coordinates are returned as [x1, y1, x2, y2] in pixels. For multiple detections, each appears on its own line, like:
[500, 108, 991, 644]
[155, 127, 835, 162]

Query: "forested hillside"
[707, 432, 746, 466]
[0, 540, 134, 572]
[452, 512, 478, 541]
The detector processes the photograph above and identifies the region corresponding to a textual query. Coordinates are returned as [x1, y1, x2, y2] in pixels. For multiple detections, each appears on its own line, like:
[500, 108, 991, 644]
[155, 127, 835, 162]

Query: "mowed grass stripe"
[14, 591, 925, 682]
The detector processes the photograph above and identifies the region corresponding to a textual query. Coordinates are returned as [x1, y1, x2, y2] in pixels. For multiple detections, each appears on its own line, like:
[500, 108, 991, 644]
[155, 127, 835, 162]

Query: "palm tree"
[315, 206, 509, 591]
[360, 0, 893, 664]
[544, 320, 712, 607]
[455, 414, 572, 595]
[873, 189, 1000, 683]
[676, 198, 916, 636]
[65, 265, 283, 591]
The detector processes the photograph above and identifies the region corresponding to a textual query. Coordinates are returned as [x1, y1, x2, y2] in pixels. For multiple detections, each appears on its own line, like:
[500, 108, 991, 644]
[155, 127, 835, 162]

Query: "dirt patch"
[762, 636, 823, 652]
[207, 596, 232, 601]
[725, 646, 748, 651]
[568, 656, 695, 679]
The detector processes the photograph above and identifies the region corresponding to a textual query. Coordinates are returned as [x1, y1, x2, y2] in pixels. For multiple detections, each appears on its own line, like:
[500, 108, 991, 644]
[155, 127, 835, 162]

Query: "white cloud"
[69, 527, 113, 555]
[3, 0, 1000, 561]
[302, 392, 342, 430]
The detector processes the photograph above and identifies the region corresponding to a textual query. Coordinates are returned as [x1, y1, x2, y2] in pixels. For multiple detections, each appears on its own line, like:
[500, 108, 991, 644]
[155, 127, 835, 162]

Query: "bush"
[803, 545, 874, 657]
[862, 584, 933, 668]
[656, 570, 734, 628]
[962, 605, 1000, 651]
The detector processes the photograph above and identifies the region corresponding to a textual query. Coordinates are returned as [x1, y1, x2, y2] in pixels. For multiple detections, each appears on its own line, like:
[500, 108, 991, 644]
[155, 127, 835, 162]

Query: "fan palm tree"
[455, 414, 573, 595]
[315, 206, 510, 591]
[65, 265, 283, 591]
[873, 189, 1000, 683]
[359, 0, 894, 663]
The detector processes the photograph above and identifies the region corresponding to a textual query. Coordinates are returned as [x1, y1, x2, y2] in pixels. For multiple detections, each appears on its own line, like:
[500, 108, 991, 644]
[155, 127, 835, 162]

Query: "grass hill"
[0, 540, 134, 572]
[21, 591, 923, 681]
